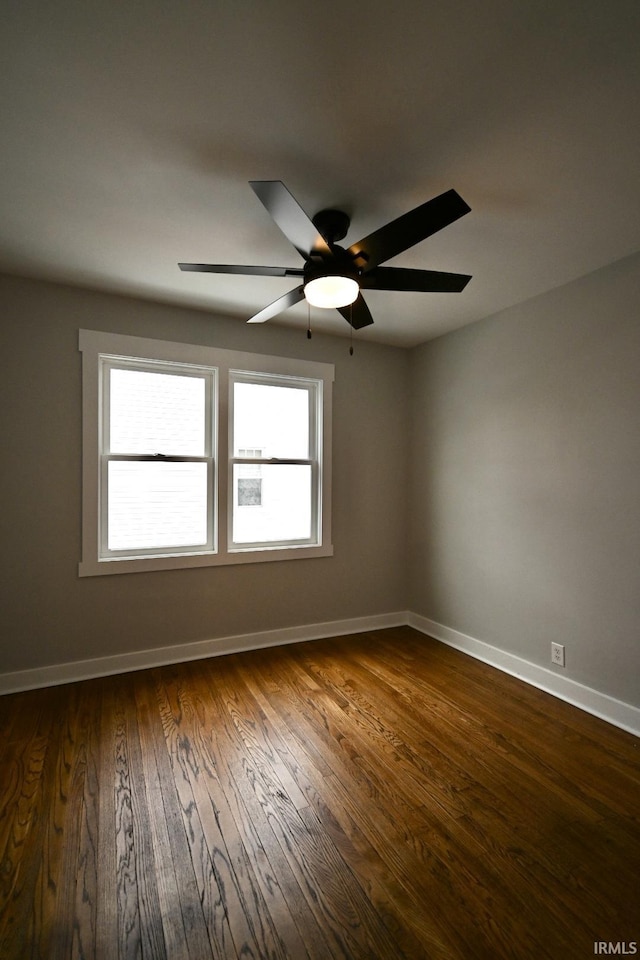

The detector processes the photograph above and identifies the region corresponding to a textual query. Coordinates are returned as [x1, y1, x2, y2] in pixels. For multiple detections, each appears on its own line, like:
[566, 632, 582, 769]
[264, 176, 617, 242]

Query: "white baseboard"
[2, 610, 638, 738]
[407, 612, 640, 738]
[0, 611, 406, 696]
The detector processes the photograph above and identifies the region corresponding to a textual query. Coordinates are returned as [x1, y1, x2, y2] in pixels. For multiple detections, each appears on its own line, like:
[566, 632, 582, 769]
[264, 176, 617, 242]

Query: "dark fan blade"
[247, 285, 305, 324]
[347, 189, 471, 272]
[336, 293, 374, 330]
[250, 181, 331, 260]
[179, 263, 304, 278]
[359, 266, 472, 293]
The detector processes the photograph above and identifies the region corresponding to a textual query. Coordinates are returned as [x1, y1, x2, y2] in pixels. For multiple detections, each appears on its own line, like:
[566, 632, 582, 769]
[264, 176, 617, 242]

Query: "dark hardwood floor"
[0, 626, 638, 959]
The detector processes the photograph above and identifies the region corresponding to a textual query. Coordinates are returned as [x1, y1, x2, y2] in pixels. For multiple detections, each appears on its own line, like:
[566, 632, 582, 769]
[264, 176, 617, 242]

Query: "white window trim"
[228, 369, 323, 552]
[79, 329, 334, 577]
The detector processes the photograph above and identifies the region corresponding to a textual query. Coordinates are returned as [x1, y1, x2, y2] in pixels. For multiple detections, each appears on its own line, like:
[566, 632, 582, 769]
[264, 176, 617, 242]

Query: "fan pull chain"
[307, 300, 312, 339]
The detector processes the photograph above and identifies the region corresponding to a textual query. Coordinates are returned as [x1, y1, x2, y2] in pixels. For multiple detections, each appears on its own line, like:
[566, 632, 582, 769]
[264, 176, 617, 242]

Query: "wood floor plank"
[238, 663, 451, 958]
[0, 627, 638, 959]
[156, 661, 297, 960]
[133, 677, 203, 960]
[71, 682, 101, 960]
[114, 675, 168, 960]
[216, 651, 409, 958]
[295, 642, 473, 819]
[135, 671, 213, 960]
[41, 682, 98, 960]
[95, 681, 118, 960]
[199, 658, 374, 959]
[248, 636, 524, 952]
[306, 663, 551, 956]
[152, 668, 237, 958]
[353, 633, 609, 828]
[0, 688, 57, 957]
[196, 660, 329, 958]
[244, 650, 466, 956]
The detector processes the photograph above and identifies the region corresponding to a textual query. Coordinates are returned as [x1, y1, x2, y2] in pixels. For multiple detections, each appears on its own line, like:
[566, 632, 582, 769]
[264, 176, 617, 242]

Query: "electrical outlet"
[551, 642, 565, 667]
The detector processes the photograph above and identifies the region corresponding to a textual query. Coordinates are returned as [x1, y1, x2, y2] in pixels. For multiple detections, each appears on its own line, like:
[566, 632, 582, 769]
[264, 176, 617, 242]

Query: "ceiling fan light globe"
[304, 276, 359, 309]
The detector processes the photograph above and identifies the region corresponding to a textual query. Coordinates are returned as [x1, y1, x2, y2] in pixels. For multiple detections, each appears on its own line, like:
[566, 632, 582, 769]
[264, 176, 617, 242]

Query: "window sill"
[78, 542, 334, 577]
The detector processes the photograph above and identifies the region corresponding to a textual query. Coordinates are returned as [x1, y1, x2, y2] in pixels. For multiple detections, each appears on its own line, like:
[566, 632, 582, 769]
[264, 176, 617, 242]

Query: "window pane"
[233, 382, 309, 459]
[110, 368, 206, 455]
[108, 461, 208, 550]
[237, 477, 262, 506]
[232, 464, 312, 544]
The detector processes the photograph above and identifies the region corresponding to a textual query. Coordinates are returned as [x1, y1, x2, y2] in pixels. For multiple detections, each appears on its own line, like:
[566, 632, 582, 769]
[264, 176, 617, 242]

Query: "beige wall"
[0, 274, 410, 672]
[3, 254, 639, 710]
[408, 252, 640, 707]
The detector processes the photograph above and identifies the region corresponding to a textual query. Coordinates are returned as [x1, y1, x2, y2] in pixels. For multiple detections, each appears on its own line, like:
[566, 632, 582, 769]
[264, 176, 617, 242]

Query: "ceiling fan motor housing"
[312, 208, 350, 245]
[303, 253, 359, 285]
[307, 209, 361, 289]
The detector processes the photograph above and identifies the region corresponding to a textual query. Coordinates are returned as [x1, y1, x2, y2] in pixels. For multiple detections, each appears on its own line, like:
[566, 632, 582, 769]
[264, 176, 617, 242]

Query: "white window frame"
[79, 330, 334, 577]
[100, 355, 217, 560]
[228, 370, 323, 552]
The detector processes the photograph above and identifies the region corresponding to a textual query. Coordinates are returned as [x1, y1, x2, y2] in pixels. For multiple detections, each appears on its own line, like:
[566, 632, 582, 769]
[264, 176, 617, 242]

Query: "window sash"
[100, 456, 215, 558]
[101, 356, 215, 457]
[99, 357, 216, 560]
[230, 461, 317, 550]
[228, 372, 322, 550]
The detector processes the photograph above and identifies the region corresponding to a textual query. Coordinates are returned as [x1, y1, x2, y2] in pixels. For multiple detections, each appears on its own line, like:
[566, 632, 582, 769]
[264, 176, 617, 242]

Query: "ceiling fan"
[179, 181, 472, 329]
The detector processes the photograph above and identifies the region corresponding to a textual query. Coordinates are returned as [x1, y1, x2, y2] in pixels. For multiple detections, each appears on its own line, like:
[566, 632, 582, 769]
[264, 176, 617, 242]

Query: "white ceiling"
[2, 0, 639, 347]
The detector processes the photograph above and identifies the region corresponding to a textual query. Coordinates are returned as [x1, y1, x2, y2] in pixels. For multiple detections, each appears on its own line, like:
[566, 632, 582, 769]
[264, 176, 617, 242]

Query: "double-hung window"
[79, 330, 333, 576]
[103, 359, 215, 558]
[230, 373, 320, 549]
